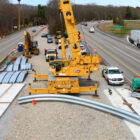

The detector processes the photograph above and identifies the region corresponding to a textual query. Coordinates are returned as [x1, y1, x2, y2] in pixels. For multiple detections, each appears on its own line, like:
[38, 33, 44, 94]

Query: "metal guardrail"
[18, 94, 140, 125]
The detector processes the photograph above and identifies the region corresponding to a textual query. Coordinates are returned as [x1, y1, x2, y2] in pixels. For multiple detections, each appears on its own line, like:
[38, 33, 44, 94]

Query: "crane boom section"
[59, 0, 81, 58]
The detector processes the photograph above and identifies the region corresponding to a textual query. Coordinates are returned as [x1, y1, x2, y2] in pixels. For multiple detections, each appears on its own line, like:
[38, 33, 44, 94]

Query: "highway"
[79, 22, 140, 83]
[0, 26, 41, 59]
[0, 22, 140, 83]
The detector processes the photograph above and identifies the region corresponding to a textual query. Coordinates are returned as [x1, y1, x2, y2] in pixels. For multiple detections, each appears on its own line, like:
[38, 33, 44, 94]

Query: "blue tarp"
[16, 71, 28, 83]
[0, 72, 8, 83]
[9, 71, 21, 83]
[7, 64, 14, 71]
[2, 72, 14, 83]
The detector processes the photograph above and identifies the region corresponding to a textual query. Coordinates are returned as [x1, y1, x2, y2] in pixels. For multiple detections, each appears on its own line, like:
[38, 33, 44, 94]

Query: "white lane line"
[0, 36, 24, 52]
[94, 25, 140, 56]
[86, 36, 138, 75]
[0, 33, 23, 46]
[84, 28, 140, 64]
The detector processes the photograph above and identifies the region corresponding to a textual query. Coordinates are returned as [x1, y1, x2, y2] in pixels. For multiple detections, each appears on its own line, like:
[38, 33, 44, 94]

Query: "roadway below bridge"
[0, 26, 41, 59]
[78, 22, 140, 84]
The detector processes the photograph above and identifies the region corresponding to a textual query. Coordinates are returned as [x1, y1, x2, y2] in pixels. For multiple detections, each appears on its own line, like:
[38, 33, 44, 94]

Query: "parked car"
[45, 49, 57, 62]
[57, 39, 69, 49]
[82, 22, 87, 26]
[57, 39, 61, 49]
[80, 42, 87, 55]
[47, 35, 52, 38]
[41, 33, 48, 38]
[89, 27, 95, 33]
[32, 29, 36, 33]
[102, 67, 124, 85]
[47, 37, 53, 43]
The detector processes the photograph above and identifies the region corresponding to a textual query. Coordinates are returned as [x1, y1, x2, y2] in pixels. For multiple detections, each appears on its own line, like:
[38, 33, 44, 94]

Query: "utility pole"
[17, 0, 21, 31]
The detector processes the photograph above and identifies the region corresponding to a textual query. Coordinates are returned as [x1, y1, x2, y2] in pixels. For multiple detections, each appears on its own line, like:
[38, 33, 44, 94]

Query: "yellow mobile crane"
[49, 0, 100, 77]
[29, 0, 100, 95]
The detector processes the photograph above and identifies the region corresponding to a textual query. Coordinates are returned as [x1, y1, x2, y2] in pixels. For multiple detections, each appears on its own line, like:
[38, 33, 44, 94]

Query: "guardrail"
[18, 94, 140, 126]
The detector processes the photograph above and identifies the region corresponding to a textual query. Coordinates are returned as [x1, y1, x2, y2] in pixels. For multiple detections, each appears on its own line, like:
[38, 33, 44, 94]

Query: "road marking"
[94, 41, 138, 74]
[125, 77, 132, 83]
[80, 27, 138, 82]
[95, 23, 140, 56]
[0, 36, 24, 52]
[94, 34, 140, 64]
[84, 27, 140, 65]
[0, 33, 23, 46]
[87, 36, 138, 76]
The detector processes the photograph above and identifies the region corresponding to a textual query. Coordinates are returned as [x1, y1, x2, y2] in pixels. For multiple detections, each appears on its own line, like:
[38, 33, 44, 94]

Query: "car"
[80, 42, 87, 55]
[102, 67, 124, 85]
[47, 35, 52, 38]
[57, 39, 61, 49]
[81, 22, 87, 26]
[80, 45, 87, 55]
[32, 29, 36, 33]
[41, 33, 48, 38]
[84, 23, 87, 26]
[47, 37, 53, 43]
[45, 49, 57, 62]
[89, 27, 95, 33]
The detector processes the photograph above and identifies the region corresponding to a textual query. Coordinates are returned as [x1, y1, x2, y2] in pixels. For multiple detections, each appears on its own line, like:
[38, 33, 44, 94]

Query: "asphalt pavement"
[78, 22, 140, 83]
[1, 22, 140, 83]
[0, 26, 41, 59]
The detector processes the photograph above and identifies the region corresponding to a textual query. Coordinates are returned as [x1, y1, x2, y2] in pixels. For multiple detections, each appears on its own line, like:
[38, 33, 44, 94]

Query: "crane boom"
[59, 0, 81, 58]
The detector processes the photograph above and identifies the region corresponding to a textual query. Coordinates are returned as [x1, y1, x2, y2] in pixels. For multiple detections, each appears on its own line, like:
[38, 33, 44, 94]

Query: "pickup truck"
[45, 49, 57, 62]
[102, 67, 124, 85]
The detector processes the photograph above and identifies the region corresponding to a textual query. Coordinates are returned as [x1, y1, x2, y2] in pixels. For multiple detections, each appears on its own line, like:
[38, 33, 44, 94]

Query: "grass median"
[99, 20, 140, 37]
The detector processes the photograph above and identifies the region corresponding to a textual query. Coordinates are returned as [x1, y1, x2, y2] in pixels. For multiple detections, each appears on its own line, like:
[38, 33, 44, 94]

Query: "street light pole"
[18, 0, 21, 31]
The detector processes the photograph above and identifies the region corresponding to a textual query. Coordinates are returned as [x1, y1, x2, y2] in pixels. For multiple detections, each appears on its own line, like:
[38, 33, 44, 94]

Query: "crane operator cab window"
[50, 61, 69, 72]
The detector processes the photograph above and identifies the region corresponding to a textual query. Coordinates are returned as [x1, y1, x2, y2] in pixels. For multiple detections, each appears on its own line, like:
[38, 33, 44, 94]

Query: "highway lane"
[78, 22, 140, 83]
[0, 26, 41, 58]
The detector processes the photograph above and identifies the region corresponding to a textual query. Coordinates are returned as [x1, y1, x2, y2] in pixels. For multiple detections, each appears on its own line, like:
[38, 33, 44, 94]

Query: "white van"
[89, 27, 95, 33]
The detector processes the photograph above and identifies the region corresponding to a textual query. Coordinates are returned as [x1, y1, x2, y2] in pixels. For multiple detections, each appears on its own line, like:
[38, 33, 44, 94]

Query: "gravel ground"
[0, 28, 135, 140]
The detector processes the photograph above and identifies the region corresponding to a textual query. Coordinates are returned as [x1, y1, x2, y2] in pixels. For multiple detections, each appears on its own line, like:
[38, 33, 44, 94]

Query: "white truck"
[129, 30, 140, 47]
[102, 67, 124, 85]
[45, 49, 57, 62]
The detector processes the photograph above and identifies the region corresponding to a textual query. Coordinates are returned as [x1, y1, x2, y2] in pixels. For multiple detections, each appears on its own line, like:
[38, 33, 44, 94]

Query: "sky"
[10, 0, 140, 7]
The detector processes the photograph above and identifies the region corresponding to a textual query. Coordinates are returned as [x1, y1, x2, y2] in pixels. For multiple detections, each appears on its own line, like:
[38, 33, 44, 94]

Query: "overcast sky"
[10, 0, 140, 7]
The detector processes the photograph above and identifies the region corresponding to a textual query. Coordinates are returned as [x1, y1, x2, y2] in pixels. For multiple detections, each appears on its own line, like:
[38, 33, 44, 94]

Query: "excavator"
[23, 31, 39, 57]
[29, 0, 101, 95]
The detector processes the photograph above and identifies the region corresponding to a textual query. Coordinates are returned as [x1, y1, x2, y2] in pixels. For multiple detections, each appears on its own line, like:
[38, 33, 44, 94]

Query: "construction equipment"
[29, 76, 98, 95]
[130, 75, 140, 98]
[132, 76, 140, 92]
[50, 0, 101, 77]
[29, 0, 100, 95]
[23, 31, 39, 57]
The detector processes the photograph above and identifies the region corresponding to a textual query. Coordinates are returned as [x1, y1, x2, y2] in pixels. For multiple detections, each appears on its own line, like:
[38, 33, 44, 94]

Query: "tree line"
[0, 0, 38, 35]
[46, 0, 140, 34]
[1, 0, 140, 35]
